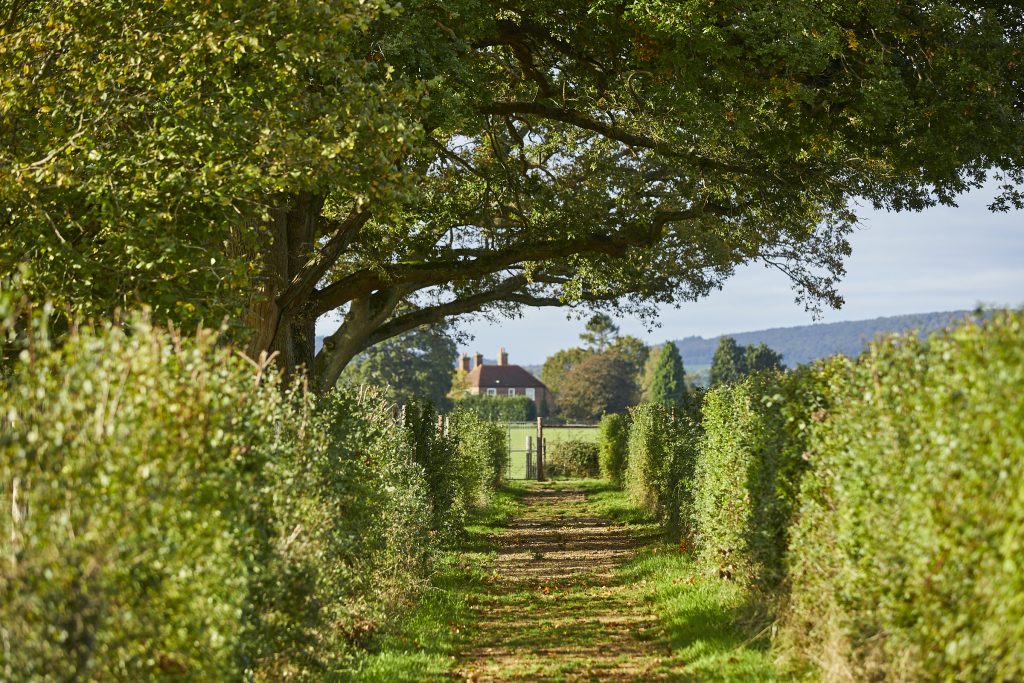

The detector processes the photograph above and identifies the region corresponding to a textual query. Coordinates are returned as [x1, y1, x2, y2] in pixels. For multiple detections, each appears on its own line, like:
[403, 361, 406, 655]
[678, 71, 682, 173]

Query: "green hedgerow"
[778, 311, 1024, 681]
[625, 404, 699, 539]
[598, 413, 629, 487]
[0, 314, 433, 681]
[451, 393, 536, 421]
[692, 366, 830, 587]
[546, 439, 600, 478]
[452, 410, 508, 491]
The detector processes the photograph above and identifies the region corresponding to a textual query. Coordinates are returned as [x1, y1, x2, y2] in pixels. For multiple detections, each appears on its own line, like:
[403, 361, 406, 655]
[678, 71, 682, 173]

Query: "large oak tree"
[4, 0, 1022, 391]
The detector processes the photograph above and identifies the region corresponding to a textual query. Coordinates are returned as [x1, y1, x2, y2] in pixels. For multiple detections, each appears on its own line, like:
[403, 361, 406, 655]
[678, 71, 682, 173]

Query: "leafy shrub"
[779, 312, 1024, 681]
[546, 440, 600, 478]
[452, 411, 508, 490]
[0, 316, 432, 681]
[626, 404, 699, 538]
[693, 367, 827, 587]
[404, 400, 464, 542]
[452, 393, 536, 421]
[598, 413, 629, 487]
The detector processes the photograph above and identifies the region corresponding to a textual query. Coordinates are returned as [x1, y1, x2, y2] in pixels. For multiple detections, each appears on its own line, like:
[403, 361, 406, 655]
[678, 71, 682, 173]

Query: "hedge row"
[0, 315, 498, 681]
[624, 404, 700, 539]
[620, 311, 1024, 681]
[546, 440, 600, 478]
[451, 393, 536, 421]
[693, 364, 833, 587]
[597, 413, 629, 486]
[779, 312, 1024, 681]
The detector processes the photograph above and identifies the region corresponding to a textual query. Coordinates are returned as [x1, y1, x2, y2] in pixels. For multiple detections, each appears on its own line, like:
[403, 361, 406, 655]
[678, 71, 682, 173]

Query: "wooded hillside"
[672, 309, 987, 367]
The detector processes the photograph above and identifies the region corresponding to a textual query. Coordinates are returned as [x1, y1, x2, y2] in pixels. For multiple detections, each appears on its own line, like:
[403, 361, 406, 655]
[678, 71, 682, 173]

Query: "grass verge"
[620, 548, 783, 681]
[344, 488, 521, 682]
[579, 480, 783, 681]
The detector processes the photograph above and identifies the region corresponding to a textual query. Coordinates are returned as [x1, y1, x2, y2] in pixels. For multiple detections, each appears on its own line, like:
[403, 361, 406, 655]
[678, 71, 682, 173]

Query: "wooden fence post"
[525, 435, 533, 480]
[536, 416, 545, 481]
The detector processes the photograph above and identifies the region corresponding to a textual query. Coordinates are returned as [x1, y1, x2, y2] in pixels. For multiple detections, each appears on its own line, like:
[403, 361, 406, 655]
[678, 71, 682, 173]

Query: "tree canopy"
[339, 323, 456, 410]
[709, 336, 786, 385]
[557, 352, 637, 422]
[580, 314, 619, 352]
[710, 337, 749, 386]
[4, 0, 1023, 389]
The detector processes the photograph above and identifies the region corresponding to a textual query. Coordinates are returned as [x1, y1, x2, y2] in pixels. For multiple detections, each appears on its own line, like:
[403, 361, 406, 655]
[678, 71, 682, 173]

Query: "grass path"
[351, 480, 781, 682]
[454, 481, 669, 682]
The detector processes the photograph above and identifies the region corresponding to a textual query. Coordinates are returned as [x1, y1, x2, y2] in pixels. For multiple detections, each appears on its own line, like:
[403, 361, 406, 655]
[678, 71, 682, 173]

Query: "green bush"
[0, 316, 432, 681]
[404, 401, 466, 543]
[692, 367, 826, 587]
[779, 311, 1024, 681]
[452, 411, 508, 490]
[451, 393, 536, 421]
[598, 413, 629, 487]
[625, 404, 699, 538]
[546, 439, 600, 478]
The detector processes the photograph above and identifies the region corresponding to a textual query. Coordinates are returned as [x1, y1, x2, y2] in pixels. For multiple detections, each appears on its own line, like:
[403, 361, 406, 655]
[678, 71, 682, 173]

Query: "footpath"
[454, 482, 670, 682]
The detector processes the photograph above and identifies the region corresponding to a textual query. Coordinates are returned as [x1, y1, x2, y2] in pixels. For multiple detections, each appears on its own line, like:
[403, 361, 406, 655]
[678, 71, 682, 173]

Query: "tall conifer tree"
[650, 341, 687, 406]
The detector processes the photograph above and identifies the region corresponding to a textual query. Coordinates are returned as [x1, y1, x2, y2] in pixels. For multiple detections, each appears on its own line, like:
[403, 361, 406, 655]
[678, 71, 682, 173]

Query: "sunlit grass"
[345, 488, 521, 681]
[349, 479, 785, 682]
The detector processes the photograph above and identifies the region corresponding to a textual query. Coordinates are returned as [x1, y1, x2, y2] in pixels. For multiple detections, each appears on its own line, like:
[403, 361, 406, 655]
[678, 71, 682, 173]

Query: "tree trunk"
[245, 193, 323, 384]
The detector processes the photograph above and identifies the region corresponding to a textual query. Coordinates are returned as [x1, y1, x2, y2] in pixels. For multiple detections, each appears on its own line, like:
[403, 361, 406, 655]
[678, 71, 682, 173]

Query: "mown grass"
[349, 479, 784, 682]
[621, 548, 783, 682]
[345, 488, 521, 682]
[558, 480, 784, 681]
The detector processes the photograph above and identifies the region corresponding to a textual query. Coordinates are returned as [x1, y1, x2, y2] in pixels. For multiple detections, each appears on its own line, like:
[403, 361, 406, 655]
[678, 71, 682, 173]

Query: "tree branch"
[362, 275, 531, 347]
[475, 101, 740, 173]
[311, 221, 668, 316]
[276, 206, 370, 316]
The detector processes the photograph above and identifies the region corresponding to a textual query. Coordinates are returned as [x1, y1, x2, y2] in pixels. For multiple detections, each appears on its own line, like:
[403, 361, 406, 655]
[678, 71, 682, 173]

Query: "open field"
[506, 424, 600, 479]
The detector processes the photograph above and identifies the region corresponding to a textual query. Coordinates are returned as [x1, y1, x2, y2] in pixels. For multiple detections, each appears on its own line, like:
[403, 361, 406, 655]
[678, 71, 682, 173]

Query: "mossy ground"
[351, 480, 783, 682]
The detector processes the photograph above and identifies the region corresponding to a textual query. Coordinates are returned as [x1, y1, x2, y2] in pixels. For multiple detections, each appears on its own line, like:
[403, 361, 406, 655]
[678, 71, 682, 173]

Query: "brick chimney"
[474, 352, 484, 368]
[498, 347, 509, 366]
[459, 353, 471, 372]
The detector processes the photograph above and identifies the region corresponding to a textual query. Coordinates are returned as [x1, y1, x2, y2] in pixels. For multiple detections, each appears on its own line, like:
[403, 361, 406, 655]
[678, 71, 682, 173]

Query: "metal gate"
[505, 421, 537, 480]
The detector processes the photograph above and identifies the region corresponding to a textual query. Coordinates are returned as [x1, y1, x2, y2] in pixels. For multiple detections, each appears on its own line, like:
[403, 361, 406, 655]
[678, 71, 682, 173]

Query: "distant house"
[460, 348, 549, 413]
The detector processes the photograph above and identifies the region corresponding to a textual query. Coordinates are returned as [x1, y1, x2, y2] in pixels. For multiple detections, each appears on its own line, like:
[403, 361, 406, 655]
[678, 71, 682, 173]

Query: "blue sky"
[455, 185, 1024, 365]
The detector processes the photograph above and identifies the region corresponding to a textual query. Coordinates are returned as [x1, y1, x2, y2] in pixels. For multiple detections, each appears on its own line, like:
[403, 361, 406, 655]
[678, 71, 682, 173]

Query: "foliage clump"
[546, 440, 600, 479]
[597, 413, 630, 487]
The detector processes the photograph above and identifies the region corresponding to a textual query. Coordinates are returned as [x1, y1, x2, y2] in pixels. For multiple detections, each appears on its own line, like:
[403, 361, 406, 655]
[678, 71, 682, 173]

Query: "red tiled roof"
[465, 364, 546, 389]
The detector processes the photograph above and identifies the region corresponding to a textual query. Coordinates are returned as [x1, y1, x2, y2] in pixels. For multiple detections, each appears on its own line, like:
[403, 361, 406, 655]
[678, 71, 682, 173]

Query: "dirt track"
[455, 485, 668, 682]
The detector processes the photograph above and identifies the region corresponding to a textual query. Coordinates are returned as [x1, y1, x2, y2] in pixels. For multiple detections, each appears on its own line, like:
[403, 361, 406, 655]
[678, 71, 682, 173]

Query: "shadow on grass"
[345, 485, 522, 681]
[455, 483, 669, 681]
[618, 548, 785, 682]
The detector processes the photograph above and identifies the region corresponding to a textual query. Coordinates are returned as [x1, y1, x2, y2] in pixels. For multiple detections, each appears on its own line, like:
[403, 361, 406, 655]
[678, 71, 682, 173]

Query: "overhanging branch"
[276, 206, 370, 316]
[311, 220, 668, 316]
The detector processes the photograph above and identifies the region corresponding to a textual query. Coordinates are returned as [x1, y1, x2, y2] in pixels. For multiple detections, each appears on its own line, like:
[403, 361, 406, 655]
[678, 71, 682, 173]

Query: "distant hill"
[672, 310, 985, 369]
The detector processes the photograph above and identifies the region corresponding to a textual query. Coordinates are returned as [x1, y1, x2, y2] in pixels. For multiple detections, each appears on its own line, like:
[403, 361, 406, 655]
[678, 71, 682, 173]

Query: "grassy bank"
[347, 488, 523, 681]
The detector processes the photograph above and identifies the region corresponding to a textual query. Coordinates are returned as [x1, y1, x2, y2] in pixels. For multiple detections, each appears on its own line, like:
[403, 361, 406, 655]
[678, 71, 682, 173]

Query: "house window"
[486, 388, 497, 396]
[508, 388, 516, 396]
[525, 388, 536, 400]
